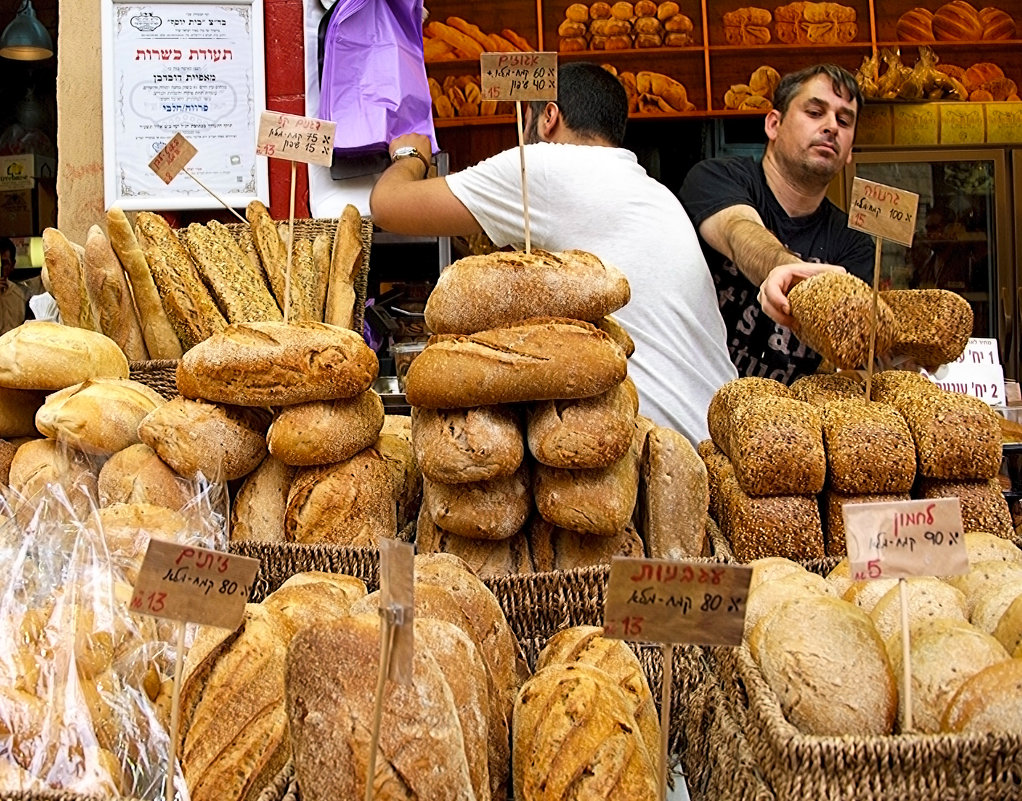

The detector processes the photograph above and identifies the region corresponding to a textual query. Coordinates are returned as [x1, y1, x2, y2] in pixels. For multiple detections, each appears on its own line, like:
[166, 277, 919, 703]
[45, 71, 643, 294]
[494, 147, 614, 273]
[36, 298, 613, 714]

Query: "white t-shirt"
[447, 142, 737, 444]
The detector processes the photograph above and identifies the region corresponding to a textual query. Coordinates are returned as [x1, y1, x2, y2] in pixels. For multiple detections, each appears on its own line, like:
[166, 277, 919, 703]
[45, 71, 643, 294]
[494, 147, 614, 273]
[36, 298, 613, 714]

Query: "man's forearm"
[723, 218, 803, 286]
[369, 158, 429, 233]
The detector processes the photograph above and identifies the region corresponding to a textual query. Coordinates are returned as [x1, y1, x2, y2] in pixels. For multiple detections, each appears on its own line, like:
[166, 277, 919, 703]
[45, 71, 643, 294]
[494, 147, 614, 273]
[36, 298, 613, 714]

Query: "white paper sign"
[103, 0, 269, 210]
[924, 338, 1005, 405]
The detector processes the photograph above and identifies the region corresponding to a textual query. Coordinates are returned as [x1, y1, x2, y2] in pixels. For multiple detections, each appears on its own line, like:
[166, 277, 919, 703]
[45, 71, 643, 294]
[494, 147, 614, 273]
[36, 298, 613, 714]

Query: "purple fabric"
[319, 0, 437, 158]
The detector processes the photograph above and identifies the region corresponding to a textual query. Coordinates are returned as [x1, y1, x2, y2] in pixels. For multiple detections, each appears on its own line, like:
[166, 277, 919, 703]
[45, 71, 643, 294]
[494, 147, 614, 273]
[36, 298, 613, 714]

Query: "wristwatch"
[391, 146, 431, 172]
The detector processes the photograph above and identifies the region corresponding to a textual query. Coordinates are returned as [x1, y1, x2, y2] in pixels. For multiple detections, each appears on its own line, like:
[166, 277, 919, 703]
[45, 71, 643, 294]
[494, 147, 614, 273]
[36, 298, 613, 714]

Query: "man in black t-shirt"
[680, 64, 875, 384]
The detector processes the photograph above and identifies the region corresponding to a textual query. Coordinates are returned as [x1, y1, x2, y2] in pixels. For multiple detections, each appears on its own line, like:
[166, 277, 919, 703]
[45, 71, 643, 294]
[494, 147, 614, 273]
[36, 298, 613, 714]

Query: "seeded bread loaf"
[788, 372, 864, 406]
[533, 428, 641, 536]
[869, 369, 939, 404]
[245, 201, 288, 309]
[707, 376, 791, 452]
[177, 321, 378, 406]
[527, 379, 637, 469]
[823, 490, 911, 556]
[788, 272, 898, 369]
[869, 577, 968, 642]
[882, 288, 973, 368]
[424, 249, 630, 334]
[743, 571, 835, 634]
[135, 212, 226, 349]
[412, 404, 524, 484]
[822, 399, 916, 494]
[423, 462, 531, 541]
[267, 391, 384, 467]
[697, 438, 732, 528]
[916, 477, 1013, 538]
[405, 318, 628, 408]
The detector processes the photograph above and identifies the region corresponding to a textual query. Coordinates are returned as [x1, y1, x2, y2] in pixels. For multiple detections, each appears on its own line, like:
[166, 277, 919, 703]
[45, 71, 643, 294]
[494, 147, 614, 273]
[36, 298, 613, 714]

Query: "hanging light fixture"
[0, 0, 53, 61]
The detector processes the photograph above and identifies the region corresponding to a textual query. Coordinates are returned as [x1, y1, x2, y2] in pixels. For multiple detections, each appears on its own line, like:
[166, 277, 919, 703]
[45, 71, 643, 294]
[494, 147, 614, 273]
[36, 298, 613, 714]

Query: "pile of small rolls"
[559, 1, 695, 51]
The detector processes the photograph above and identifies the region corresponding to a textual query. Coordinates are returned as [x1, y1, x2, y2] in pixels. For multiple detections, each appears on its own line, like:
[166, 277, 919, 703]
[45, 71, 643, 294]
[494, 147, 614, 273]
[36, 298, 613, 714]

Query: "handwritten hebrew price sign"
[129, 539, 259, 630]
[256, 111, 336, 167]
[843, 497, 969, 581]
[148, 132, 197, 184]
[480, 52, 558, 101]
[848, 177, 920, 247]
[603, 558, 751, 646]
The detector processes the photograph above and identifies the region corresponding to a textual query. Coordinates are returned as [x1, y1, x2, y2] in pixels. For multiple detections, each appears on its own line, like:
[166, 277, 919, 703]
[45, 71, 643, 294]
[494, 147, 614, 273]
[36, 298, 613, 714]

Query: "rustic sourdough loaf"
[412, 404, 524, 484]
[0, 321, 129, 390]
[416, 503, 534, 577]
[405, 318, 627, 408]
[528, 515, 645, 571]
[424, 463, 531, 541]
[639, 424, 709, 559]
[424, 249, 630, 334]
[97, 443, 191, 510]
[266, 390, 384, 466]
[176, 320, 378, 406]
[941, 657, 1022, 734]
[229, 455, 295, 544]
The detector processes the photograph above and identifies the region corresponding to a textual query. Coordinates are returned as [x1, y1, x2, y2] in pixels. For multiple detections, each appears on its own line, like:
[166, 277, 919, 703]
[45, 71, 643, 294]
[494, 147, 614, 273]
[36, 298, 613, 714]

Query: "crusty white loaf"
[405, 318, 627, 408]
[35, 378, 166, 456]
[83, 225, 148, 361]
[177, 321, 378, 406]
[137, 397, 270, 481]
[0, 321, 129, 391]
[98, 444, 192, 510]
[424, 249, 630, 334]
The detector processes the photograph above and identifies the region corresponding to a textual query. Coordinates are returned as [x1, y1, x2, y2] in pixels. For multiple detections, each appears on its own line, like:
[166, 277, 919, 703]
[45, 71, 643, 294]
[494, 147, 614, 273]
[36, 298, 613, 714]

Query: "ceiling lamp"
[0, 0, 53, 61]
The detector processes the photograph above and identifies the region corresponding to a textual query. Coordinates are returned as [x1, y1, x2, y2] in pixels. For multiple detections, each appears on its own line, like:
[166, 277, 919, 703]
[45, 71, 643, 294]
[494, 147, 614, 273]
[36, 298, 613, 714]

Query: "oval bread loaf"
[941, 657, 1022, 734]
[0, 321, 129, 391]
[639, 424, 709, 559]
[529, 515, 645, 571]
[406, 318, 627, 408]
[35, 378, 166, 456]
[98, 443, 191, 510]
[267, 390, 384, 466]
[416, 503, 534, 577]
[424, 463, 531, 541]
[177, 321, 378, 406]
[412, 404, 524, 484]
[230, 455, 295, 543]
[424, 249, 630, 334]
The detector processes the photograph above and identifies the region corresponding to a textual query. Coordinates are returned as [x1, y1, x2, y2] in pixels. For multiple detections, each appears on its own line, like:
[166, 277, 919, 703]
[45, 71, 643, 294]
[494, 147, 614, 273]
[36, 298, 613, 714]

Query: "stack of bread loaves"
[701, 363, 1012, 560]
[41, 202, 367, 358]
[406, 248, 711, 576]
[170, 320, 427, 547]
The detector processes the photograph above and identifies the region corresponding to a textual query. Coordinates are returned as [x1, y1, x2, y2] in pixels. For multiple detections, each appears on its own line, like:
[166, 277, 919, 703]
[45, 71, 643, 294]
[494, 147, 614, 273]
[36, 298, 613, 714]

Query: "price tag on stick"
[148, 132, 247, 223]
[843, 497, 969, 581]
[604, 557, 751, 801]
[128, 539, 258, 801]
[846, 177, 920, 401]
[480, 52, 558, 256]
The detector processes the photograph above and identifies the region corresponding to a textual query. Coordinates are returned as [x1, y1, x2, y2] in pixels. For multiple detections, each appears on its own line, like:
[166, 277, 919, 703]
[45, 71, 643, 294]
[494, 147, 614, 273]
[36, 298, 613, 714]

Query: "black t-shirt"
[679, 156, 875, 384]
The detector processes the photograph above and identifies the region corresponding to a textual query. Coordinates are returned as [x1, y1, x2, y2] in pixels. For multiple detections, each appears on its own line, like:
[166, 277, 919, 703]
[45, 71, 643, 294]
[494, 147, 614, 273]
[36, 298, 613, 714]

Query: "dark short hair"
[528, 61, 628, 146]
[773, 64, 863, 117]
[0, 237, 14, 261]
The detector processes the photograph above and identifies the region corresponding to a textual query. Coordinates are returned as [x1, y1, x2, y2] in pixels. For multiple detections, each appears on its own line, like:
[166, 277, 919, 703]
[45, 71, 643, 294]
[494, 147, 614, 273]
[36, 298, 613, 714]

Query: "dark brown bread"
[707, 376, 790, 453]
[822, 400, 916, 494]
[424, 249, 630, 334]
[412, 404, 524, 484]
[527, 379, 637, 469]
[177, 321, 378, 406]
[405, 318, 627, 408]
[788, 372, 864, 406]
[882, 288, 972, 368]
[823, 490, 911, 557]
[917, 477, 1014, 538]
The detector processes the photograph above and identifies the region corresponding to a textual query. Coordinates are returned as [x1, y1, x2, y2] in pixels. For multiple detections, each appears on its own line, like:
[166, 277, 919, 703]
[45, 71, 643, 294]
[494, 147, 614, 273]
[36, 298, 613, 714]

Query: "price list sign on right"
[843, 497, 970, 580]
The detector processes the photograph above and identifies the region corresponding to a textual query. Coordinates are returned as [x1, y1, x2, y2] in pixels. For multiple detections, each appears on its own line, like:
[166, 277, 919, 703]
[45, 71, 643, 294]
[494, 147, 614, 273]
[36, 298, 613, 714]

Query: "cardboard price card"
[480, 52, 558, 101]
[603, 558, 751, 647]
[256, 111, 336, 167]
[379, 538, 414, 685]
[148, 132, 197, 185]
[848, 177, 920, 247]
[129, 539, 259, 630]
[843, 497, 969, 581]
[924, 337, 1005, 406]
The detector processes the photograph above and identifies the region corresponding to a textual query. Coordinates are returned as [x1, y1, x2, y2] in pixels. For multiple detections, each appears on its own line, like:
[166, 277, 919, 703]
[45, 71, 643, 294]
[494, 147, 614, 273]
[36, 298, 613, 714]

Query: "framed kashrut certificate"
[102, 0, 269, 209]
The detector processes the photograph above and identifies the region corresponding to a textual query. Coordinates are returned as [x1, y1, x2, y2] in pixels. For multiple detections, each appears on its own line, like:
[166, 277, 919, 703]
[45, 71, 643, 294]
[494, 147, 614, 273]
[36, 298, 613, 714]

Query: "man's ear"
[763, 108, 782, 142]
[539, 102, 560, 140]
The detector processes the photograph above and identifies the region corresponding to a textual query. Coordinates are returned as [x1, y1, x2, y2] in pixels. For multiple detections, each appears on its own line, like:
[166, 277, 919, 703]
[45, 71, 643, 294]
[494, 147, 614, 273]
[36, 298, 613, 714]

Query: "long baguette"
[135, 212, 226, 350]
[107, 207, 183, 359]
[324, 205, 363, 329]
[83, 225, 148, 361]
[311, 232, 331, 322]
[287, 237, 320, 323]
[185, 222, 282, 324]
[246, 200, 288, 309]
[41, 228, 97, 331]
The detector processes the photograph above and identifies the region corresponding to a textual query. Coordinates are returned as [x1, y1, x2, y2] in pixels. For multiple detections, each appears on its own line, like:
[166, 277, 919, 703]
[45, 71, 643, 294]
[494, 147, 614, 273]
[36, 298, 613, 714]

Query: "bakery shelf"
[434, 115, 519, 128]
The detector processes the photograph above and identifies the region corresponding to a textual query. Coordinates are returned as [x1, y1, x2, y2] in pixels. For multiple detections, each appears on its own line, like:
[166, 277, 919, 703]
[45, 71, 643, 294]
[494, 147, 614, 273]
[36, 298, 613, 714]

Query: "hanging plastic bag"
[319, 0, 438, 178]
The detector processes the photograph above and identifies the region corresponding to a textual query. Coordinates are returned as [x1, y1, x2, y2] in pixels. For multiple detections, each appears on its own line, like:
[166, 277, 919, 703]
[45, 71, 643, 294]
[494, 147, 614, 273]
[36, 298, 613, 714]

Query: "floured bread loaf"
[424, 249, 630, 334]
[177, 321, 378, 406]
[405, 318, 627, 408]
[230, 455, 294, 543]
[267, 390, 384, 466]
[417, 503, 534, 577]
[0, 321, 129, 390]
[424, 463, 531, 540]
[413, 404, 523, 484]
[98, 443, 191, 510]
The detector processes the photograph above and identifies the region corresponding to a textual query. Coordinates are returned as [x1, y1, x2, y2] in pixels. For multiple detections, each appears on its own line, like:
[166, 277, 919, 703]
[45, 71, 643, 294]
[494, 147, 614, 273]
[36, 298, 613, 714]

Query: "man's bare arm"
[369, 134, 483, 237]
[697, 204, 800, 286]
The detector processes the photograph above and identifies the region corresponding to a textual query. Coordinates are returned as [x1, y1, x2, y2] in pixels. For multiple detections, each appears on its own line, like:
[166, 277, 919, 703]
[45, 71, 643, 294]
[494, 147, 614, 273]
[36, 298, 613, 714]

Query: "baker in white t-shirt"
[369, 62, 736, 444]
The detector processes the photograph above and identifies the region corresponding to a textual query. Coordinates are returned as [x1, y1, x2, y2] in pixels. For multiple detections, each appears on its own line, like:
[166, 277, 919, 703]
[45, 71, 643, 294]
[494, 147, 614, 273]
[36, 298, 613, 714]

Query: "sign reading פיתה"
[102, 0, 269, 210]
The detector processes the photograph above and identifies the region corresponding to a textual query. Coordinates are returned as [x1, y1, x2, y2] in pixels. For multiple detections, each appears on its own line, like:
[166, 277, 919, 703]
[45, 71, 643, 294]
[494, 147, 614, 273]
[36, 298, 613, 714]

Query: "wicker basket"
[706, 643, 1022, 801]
[129, 359, 179, 400]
